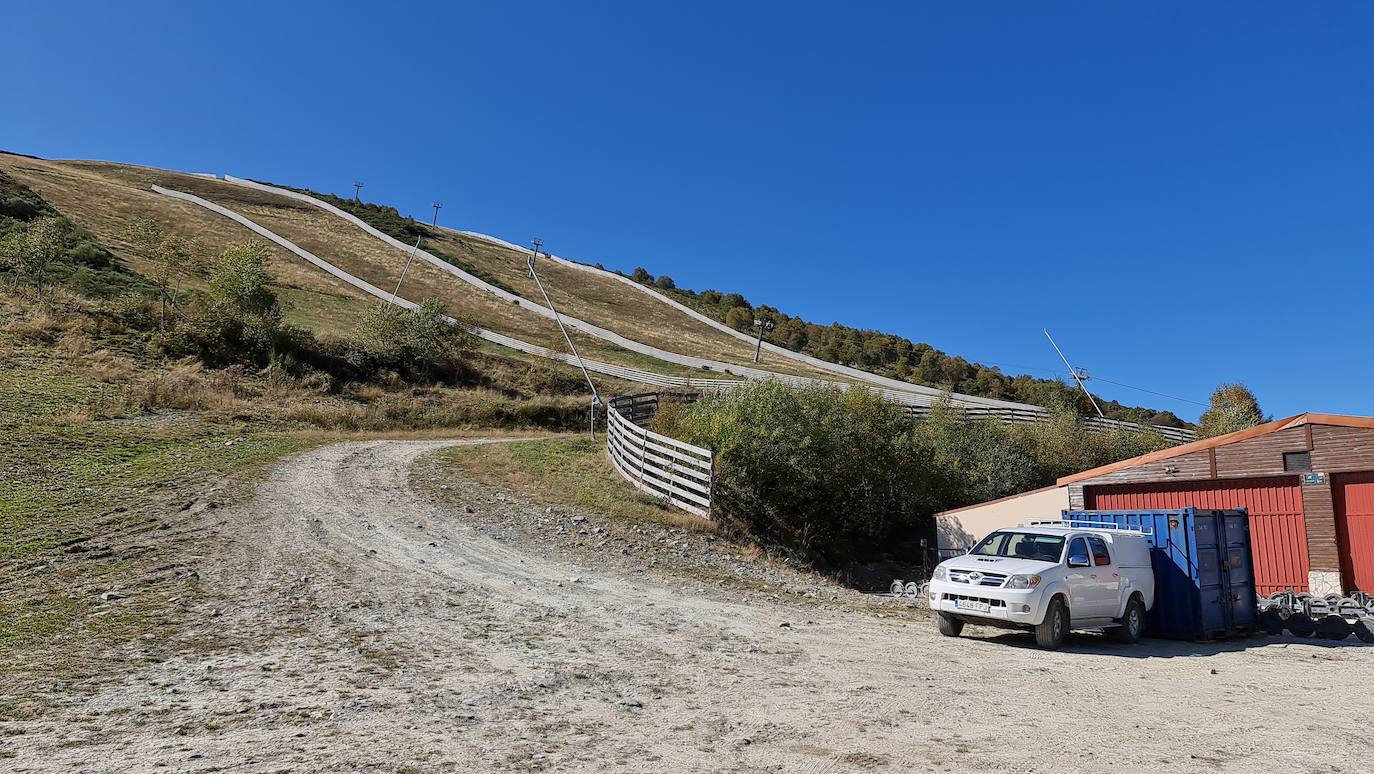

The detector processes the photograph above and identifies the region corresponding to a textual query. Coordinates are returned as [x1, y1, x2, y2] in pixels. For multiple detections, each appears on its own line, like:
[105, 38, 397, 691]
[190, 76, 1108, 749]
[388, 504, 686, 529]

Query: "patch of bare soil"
[4, 440, 1371, 773]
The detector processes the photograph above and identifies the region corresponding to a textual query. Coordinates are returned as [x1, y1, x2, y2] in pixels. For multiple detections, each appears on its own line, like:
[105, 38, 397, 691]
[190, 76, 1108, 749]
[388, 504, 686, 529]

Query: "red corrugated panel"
[1085, 476, 1308, 594]
[1333, 472, 1374, 593]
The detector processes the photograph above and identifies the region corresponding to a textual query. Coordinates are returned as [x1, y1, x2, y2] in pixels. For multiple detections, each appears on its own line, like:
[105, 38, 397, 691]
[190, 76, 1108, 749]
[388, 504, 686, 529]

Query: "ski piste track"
[155, 177, 1194, 442]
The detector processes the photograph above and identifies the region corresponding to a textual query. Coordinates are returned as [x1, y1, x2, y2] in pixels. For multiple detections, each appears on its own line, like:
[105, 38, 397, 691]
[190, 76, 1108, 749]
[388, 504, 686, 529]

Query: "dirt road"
[7, 440, 1373, 773]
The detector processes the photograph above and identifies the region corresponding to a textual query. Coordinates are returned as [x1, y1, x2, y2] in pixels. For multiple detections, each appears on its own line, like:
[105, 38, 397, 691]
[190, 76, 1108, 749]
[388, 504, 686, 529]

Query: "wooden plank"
[608, 429, 710, 507]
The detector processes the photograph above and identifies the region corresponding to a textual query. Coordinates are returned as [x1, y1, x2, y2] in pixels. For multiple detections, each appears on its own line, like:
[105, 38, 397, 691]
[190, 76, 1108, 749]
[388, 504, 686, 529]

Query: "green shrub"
[668, 381, 937, 565]
[662, 384, 1171, 567]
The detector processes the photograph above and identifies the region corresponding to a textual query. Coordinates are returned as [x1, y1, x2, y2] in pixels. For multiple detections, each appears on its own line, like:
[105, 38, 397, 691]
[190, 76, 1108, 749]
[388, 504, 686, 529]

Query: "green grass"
[277, 284, 372, 337]
[436, 437, 712, 531]
[0, 325, 318, 674]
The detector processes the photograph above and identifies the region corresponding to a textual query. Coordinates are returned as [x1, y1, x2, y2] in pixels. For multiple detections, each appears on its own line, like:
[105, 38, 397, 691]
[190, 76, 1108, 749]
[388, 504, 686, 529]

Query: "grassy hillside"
[255, 174, 1185, 426]
[0, 151, 1186, 424]
[250, 178, 852, 382]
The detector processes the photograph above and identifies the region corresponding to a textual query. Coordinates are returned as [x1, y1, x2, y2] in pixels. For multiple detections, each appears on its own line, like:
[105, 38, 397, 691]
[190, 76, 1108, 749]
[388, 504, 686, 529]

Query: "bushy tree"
[356, 298, 473, 380]
[723, 306, 754, 332]
[630, 267, 653, 283]
[669, 382, 938, 565]
[653, 274, 676, 290]
[0, 216, 64, 296]
[171, 241, 297, 367]
[126, 218, 199, 331]
[1197, 383, 1265, 439]
[664, 387, 1171, 567]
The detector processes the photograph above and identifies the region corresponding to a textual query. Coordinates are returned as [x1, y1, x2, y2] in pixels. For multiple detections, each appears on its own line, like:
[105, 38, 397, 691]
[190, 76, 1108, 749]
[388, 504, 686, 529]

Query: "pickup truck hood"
[940, 556, 1056, 576]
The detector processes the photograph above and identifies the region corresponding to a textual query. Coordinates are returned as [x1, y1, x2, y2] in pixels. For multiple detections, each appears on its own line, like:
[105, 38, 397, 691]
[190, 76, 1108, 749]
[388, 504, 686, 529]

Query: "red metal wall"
[1333, 472, 1374, 593]
[1084, 476, 1309, 594]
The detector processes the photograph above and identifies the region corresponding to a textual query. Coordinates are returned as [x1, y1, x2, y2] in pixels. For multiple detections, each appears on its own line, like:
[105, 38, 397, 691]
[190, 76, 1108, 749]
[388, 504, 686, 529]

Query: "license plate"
[955, 600, 990, 613]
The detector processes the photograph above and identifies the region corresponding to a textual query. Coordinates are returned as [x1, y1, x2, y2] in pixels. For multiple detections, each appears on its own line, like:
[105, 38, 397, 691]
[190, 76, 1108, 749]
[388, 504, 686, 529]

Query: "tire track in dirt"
[6, 440, 1372, 773]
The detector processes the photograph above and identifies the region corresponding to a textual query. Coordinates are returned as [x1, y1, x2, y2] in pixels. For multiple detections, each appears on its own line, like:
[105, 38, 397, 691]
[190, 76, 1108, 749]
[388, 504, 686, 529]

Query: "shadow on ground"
[958, 627, 1373, 659]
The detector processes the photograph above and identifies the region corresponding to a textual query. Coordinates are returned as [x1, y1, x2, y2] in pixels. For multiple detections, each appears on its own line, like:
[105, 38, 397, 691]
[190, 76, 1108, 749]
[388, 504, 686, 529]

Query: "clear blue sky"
[5, 2, 1372, 421]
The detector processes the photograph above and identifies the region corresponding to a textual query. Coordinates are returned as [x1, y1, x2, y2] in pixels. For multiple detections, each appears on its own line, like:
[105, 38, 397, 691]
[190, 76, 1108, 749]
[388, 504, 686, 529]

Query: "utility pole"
[752, 317, 774, 363]
[388, 201, 443, 305]
[528, 239, 602, 440]
[1043, 328, 1105, 418]
[352, 181, 364, 203]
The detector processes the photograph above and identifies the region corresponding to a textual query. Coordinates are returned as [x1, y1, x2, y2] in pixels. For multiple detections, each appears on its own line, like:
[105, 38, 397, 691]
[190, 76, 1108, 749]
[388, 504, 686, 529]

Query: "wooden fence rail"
[605, 393, 714, 519]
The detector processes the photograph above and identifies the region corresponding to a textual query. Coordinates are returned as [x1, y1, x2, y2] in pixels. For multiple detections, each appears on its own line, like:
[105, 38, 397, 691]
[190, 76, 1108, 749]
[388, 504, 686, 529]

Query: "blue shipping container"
[1063, 508, 1258, 641]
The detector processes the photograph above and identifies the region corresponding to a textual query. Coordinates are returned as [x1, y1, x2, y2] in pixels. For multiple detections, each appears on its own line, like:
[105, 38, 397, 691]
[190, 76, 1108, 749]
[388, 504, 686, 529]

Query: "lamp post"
[752, 317, 774, 363]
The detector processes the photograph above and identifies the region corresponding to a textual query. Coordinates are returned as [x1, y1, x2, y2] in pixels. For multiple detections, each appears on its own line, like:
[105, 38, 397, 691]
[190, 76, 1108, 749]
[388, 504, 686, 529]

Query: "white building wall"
[935, 486, 1071, 552]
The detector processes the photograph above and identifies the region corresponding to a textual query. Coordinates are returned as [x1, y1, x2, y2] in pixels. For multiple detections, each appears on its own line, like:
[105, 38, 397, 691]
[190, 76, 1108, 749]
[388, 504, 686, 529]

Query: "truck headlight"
[932, 566, 948, 582]
[1005, 574, 1041, 589]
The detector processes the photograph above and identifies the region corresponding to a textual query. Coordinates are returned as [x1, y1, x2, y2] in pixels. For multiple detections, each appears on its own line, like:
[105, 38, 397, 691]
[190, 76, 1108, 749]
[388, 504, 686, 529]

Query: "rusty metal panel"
[1084, 476, 1308, 594]
[1333, 471, 1374, 593]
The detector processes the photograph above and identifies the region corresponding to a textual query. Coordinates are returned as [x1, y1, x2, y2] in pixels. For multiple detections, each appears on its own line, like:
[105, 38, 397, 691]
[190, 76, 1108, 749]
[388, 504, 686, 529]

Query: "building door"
[1084, 476, 1308, 594]
[1333, 472, 1374, 593]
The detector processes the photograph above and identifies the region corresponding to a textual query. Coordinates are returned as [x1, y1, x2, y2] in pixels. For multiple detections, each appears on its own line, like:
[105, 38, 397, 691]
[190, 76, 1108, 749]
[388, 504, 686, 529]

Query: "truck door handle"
[1089, 574, 1097, 579]
[1112, 573, 1119, 578]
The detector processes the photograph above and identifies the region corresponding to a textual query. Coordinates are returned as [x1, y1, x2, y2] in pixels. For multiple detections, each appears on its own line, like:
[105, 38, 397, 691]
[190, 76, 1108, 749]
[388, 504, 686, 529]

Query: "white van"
[927, 522, 1156, 649]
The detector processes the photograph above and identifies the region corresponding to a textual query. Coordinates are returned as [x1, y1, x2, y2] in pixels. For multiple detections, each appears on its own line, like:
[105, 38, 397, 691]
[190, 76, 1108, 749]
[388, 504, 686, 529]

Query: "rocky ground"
[3, 440, 1372, 773]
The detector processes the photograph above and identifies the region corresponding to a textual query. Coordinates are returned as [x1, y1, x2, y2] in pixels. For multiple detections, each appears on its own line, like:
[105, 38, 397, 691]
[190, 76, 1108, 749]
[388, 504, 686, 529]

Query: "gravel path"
[6, 440, 1372, 773]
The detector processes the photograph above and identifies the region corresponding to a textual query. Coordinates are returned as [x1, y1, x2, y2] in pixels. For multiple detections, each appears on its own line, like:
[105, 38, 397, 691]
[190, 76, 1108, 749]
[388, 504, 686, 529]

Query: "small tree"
[126, 218, 198, 331]
[0, 216, 65, 297]
[723, 305, 753, 332]
[209, 241, 280, 324]
[630, 267, 653, 284]
[653, 274, 676, 290]
[171, 240, 288, 366]
[357, 298, 472, 380]
[1197, 383, 1266, 439]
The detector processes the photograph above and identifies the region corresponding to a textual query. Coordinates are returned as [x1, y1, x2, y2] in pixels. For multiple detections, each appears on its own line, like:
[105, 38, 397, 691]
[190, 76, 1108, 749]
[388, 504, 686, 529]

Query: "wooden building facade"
[1060, 414, 1374, 596]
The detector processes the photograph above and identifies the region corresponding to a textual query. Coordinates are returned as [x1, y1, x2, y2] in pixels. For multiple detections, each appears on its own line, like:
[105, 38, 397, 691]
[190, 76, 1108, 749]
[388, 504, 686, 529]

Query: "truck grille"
[948, 569, 1008, 587]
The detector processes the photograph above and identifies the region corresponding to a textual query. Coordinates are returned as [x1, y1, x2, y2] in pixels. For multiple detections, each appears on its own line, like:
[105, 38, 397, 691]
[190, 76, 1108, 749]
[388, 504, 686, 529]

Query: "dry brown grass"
[0, 155, 376, 341]
[85, 349, 139, 383]
[0, 154, 838, 382]
[430, 228, 836, 378]
[125, 359, 247, 413]
[439, 437, 715, 532]
[280, 387, 589, 433]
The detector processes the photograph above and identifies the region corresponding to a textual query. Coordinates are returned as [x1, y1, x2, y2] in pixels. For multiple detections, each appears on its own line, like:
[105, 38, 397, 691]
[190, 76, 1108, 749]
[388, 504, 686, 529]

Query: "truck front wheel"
[1035, 597, 1069, 649]
[936, 612, 964, 637]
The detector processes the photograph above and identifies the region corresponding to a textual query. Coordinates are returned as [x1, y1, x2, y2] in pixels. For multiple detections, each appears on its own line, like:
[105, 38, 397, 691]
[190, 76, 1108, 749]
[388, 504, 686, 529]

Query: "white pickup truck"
[927, 522, 1156, 649]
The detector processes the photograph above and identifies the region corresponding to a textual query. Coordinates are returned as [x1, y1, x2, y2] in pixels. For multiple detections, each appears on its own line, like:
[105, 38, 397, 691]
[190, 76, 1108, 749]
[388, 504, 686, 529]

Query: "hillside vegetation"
[656, 381, 1169, 571]
[625, 265, 1186, 427]
[2, 152, 1189, 427]
[253, 171, 1184, 426]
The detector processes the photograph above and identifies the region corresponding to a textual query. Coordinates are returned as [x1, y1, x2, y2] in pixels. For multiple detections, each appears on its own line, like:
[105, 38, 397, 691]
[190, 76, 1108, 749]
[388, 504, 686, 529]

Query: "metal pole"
[388, 204, 442, 305]
[752, 318, 772, 363]
[528, 240, 602, 439]
[1044, 328, 1105, 418]
[353, 181, 364, 203]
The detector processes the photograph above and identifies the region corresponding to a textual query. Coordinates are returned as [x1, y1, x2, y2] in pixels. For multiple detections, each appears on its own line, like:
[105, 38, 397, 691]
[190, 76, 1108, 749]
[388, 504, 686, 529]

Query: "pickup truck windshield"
[970, 532, 1065, 563]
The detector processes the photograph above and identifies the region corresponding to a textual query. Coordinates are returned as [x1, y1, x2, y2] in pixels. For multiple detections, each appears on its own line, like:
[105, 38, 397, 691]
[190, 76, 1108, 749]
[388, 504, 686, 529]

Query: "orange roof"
[1056, 412, 1374, 487]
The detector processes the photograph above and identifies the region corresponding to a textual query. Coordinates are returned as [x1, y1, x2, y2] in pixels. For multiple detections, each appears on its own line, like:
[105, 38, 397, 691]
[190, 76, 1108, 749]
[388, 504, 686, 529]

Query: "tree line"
[615, 263, 1188, 429]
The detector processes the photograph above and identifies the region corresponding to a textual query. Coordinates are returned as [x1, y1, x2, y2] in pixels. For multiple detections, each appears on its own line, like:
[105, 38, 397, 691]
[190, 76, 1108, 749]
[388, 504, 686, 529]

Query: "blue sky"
[5, 2, 1372, 421]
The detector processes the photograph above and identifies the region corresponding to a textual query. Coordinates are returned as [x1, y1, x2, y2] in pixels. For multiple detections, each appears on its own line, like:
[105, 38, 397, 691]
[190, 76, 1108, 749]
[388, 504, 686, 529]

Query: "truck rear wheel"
[1113, 596, 1145, 643]
[936, 612, 964, 637]
[1035, 597, 1068, 649]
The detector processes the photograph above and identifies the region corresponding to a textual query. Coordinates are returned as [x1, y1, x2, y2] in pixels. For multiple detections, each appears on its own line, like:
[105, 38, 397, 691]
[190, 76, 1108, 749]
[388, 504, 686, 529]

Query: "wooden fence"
[605, 393, 714, 519]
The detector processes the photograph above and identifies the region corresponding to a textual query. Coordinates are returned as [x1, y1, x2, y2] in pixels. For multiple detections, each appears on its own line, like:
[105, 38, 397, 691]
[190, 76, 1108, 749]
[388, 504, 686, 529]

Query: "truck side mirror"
[1068, 553, 1091, 568]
